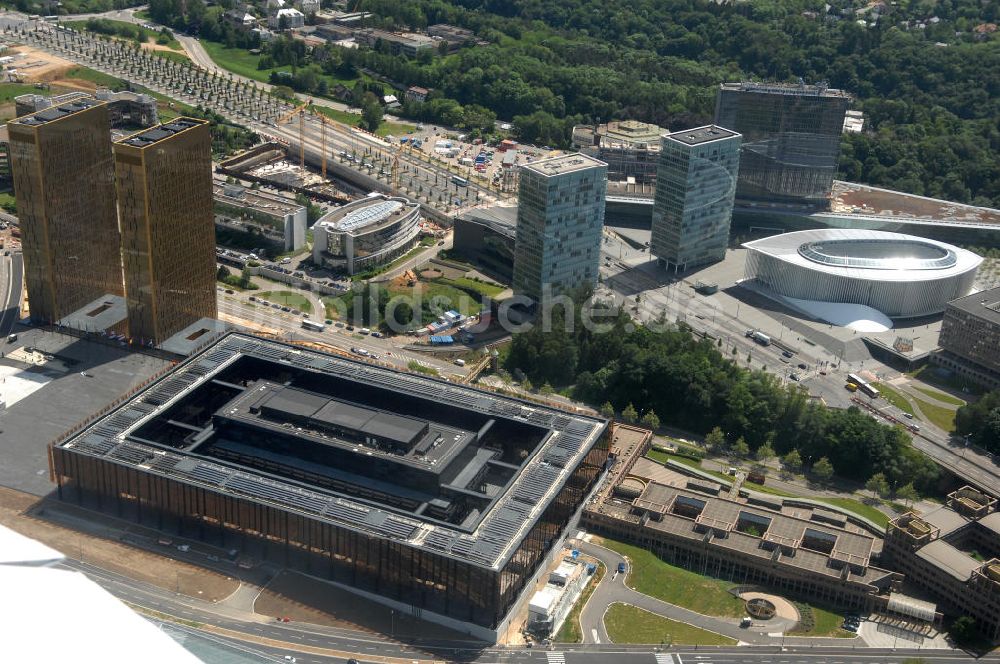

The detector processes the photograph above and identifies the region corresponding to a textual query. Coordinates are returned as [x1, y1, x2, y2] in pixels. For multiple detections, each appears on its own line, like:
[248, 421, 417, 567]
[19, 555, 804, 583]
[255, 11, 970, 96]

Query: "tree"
[216, 264, 231, 281]
[896, 482, 919, 507]
[950, 616, 980, 646]
[812, 457, 834, 482]
[732, 437, 749, 459]
[521, 378, 533, 393]
[621, 403, 638, 424]
[361, 100, 383, 133]
[641, 410, 660, 432]
[705, 427, 726, 452]
[756, 442, 776, 464]
[782, 449, 803, 473]
[599, 401, 615, 419]
[539, 382, 554, 396]
[865, 472, 890, 500]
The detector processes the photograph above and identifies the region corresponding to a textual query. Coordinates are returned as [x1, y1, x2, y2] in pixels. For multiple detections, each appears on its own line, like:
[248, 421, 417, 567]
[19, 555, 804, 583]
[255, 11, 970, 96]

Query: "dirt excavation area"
[255, 569, 470, 642]
[0, 486, 239, 602]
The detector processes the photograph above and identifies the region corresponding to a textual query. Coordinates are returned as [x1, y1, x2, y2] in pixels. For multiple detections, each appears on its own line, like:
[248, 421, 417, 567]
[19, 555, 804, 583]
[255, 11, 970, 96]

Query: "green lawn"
[813, 497, 889, 528]
[407, 361, 438, 376]
[912, 385, 966, 407]
[152, 49, 191, 65]
[912, 396, 957, 432]
[0, 82, 44, 104]
[386, 280, 481, 319]
[604, 604, 736, 645]
[441, 276, 506, 298]
[200, 40, 284, 84]
[313, 104, 416, 138]
[64, 66, 124, 89]
[62, 19, 182, 49]
[873, 382, 914, 416]
[555, 563, 605, 643]
[598, 539, 744, 618]
[788, 603, 854, 638]
[256, 290, 312, 313]
[907, 364, 983, 396]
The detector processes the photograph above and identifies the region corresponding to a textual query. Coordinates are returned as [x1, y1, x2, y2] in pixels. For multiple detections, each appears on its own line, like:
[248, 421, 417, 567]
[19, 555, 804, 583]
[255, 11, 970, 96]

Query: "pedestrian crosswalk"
[655, 654, 675, 664]
[545, 652, 566, 664]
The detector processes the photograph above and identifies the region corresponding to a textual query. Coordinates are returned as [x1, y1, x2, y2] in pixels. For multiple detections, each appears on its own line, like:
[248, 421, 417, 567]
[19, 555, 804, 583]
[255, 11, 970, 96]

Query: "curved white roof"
[743, 229, 981, 282]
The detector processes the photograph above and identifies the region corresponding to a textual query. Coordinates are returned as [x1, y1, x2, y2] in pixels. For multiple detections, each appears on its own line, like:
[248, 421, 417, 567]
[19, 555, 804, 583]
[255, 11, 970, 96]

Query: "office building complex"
[743, 230, 981, 319]
[312, 194, 421, 275]
[7, 99, 123, 323]
[586, 478, 900, 613]
[935, 286, 1000, 389]
[650, 126, 741, 273]
[114, 118, 217, 345]
[49, 333, 610, 640]
[512, 154, 607, 301]
[715, 81, 851, 207]
[884, 487, 1000, 640]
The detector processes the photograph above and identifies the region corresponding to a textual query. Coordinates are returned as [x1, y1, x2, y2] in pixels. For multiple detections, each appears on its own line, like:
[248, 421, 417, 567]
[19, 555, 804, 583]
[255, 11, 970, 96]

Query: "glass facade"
[7, 101, 123, 323]
[114, 119, 217, 344]
[313, 196, 421, 275]
[513, 154, 607, 301]
[650, 126, 741, 273]
[714, 83, 850, 207]
[50, 426, 609, 631]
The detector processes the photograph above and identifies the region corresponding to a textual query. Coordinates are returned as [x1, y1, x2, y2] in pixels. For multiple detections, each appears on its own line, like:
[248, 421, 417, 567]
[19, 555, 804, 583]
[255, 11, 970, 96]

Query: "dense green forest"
[955, 391, 1000, 454]
[147, 0, 1000, 207]
[504, 300, 939, 491]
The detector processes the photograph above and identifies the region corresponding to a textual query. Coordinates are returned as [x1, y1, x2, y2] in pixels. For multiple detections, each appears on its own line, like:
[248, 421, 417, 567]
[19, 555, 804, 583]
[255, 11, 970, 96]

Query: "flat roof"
[213, 183, 305, 216]
[10, 97, 104, 127]
[156, 317, 229, 356]
[116, 117, 206, 149]
[56, 294, 128, 333]
[720, 81, 852, 99]
[56, 333, 607, 570]
[663, 124, 740, 147]
[919, 505, 970, 536]
[830, 181, 1000, 225]
[946, 286, 1000, 324]
[635, 482, 875, 571]
[520, 153, 607, 178]
[917, 539, 981, 581]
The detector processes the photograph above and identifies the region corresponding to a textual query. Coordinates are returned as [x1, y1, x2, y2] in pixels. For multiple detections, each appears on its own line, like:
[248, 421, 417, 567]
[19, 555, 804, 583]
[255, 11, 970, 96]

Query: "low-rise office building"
[935, 286, 1000, 389]
[355, 29, 436, 57]
[313, 194, 421, 275]
[585, 479, 900, 612]
[883, 487, 1000, 640]
[213, 182, 308, 252]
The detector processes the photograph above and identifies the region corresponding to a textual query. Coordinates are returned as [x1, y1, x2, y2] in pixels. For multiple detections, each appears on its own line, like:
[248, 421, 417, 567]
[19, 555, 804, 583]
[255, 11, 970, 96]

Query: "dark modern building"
[453, 206, 517, 283]
[49, 333, 610, 640]
[512, 153, 607, 302]
[114, 118, 217, 345]
[884, 487, 1000, 640]
[714, 81, 851, 208]
[7, 98, 123, 323]
[650, 125, 741, 273]
[935, 286, 1000, 389]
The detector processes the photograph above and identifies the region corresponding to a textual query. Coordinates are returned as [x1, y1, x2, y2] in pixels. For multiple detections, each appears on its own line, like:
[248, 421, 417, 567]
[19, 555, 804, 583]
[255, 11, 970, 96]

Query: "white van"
[454, 358, 466, 367]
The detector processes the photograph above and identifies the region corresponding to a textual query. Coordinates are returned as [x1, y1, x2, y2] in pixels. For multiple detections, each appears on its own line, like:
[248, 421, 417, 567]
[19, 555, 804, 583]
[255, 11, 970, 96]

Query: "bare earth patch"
[0, 486, 239, 602]
[255, 569, 472, 642]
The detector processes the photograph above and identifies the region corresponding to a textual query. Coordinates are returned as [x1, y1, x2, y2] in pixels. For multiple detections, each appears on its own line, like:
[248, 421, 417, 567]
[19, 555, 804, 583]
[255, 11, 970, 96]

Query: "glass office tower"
[114, 118, 216, 345]
[714, 82, 850, 207]
[512, 153, 607, 302]
[7, 99, 123, 323]
[651, 126, 741, 273]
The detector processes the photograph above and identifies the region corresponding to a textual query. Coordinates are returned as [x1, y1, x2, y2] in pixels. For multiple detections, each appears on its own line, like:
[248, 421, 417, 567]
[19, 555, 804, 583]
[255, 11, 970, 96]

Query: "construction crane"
[276, 100, 310, 168]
